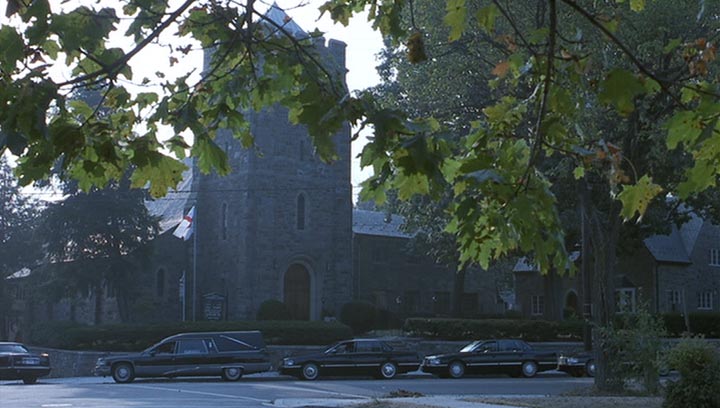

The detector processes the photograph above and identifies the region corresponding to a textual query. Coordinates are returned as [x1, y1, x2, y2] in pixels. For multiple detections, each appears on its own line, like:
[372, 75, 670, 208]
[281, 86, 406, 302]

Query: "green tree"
[35, 177, 159, 324]
[0, 155, 42, 339]
[357, 0, 720, 389]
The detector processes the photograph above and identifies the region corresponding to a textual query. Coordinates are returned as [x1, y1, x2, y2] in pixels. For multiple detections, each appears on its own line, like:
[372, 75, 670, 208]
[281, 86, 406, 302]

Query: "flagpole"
[192, 207, 198, 321]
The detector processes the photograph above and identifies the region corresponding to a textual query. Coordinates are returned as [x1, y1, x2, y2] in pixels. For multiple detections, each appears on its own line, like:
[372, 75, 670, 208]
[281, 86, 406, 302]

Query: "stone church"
[3, 6, 509, 337]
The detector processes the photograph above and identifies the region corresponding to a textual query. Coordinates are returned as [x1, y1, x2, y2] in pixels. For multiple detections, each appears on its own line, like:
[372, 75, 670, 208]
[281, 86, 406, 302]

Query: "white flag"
[173, 206, 195, 240]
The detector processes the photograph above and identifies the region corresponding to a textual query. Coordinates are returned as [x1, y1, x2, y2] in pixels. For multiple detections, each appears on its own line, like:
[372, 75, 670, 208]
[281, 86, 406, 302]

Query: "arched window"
[221, 202, 228, 240]
[296, 194, 306, 230]
[156, 268, 165, 298]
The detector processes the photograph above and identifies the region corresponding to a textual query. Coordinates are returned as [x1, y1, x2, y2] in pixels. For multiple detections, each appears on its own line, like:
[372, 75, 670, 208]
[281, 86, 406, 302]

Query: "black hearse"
[94, 331, 271, 383]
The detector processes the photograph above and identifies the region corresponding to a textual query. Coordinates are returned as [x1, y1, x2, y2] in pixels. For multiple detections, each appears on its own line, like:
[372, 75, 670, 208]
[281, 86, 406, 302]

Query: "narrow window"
[531, 295, 544, 316]
[156, 268, 165, 298]
[710, 249, 720, 266]
[221, 202, 228, 240]
[667, 290, 681, 312]
[296, 194, 306, 230]
[698, 291, 714, 310]
[299, 140, 305, 161]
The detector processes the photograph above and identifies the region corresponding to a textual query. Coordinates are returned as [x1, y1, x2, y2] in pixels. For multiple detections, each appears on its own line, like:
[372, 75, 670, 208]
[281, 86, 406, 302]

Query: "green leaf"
[665, 111, 702, 149]
[598, 69, 646, 115]
[573, 166, 585, 179]
[617, 175, 663, 222]
[0, 27, 25, 73]
[192, 135, 230, 176]
[444, 0, 467, 42]
[476, 4, 500, 34]
[663, 38, 682, 53]
[130, 153, 188, 198]
[629, 0, 646, 12]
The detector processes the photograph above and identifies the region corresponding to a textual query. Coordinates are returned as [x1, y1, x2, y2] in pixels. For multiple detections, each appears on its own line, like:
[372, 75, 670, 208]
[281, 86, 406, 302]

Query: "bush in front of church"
[340, 301, 377, 334]
[257, 300, 292, 320]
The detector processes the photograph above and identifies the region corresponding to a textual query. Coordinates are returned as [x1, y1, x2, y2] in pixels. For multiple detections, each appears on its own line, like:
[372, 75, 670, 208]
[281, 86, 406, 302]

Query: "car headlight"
[426, 357, 441, 366]
[283, 359, 294, 367]
[96, 358, 106, 366]
[567, 357, 579, 364]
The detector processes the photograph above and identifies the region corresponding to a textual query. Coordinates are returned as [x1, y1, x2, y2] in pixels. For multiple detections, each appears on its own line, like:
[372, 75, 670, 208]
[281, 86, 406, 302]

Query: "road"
[0, 373, 593, 408]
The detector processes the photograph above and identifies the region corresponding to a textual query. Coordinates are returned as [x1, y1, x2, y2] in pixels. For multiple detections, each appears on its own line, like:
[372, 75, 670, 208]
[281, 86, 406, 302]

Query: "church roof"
[144, 161, 194, 234]
[264, 3, 307, 38]
[352, 210, 412, 238]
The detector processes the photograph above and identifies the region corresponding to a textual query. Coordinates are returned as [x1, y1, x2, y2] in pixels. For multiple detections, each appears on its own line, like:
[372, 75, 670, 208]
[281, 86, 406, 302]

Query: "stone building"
[513, 213, 720, 319]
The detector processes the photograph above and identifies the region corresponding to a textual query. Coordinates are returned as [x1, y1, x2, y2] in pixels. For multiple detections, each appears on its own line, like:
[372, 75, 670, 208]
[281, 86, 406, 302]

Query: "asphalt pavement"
[0, 371, 592, 408]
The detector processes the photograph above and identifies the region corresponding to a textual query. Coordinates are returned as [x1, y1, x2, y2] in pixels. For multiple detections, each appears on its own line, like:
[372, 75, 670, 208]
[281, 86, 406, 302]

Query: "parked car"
[422, 339, 558, 378]
[279, 338, 421, 380]
[0, 342, 51, 384]
[557, 352, 596, 377]
[94, 331, 271, 383]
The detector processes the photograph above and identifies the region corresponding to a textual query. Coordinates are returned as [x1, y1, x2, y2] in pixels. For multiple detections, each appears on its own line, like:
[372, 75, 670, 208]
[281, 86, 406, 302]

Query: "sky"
[2, 0, 384, 198]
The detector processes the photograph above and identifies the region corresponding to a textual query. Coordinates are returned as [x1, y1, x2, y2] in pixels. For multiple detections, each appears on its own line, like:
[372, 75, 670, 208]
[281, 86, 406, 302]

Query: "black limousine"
[94, 331, 271, 383]
[0, 342, 51, 384]
[422, 339, 558, 378]
[280, 338, 421, 380]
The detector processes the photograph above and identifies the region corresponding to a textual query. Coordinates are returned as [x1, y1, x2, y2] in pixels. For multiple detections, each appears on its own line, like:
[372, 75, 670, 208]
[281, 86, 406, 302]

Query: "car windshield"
[0, 344, 29, 353]
[459, 341, 482, 353]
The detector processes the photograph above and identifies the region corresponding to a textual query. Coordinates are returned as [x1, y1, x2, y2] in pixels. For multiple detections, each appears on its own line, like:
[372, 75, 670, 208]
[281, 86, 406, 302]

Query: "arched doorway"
[565, 291, 579, 319]
[284, 264, 310, 320]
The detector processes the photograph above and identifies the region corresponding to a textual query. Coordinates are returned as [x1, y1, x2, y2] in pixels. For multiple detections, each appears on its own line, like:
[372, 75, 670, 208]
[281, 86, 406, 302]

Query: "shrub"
[340, 301, 377, 334]
[597, 303, 666, 394]
[661, 313, 720, 338]
[663, 336, 720, 408]
[256, 300, 291, 320]
[25, 320, 353, 351]
[402, 317, 583, 341]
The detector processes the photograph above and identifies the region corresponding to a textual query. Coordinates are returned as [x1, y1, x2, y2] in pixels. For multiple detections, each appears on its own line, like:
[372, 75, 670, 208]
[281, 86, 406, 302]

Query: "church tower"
[190, 5, 353, 321]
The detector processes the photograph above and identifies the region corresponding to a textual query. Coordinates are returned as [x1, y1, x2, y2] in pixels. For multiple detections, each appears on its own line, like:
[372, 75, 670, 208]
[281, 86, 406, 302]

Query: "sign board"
[203, 292, 225, 321]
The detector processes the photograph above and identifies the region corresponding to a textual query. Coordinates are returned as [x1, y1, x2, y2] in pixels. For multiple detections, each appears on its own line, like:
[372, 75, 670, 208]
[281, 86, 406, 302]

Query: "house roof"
[643, 227, 692, 264]
[352, 209, 412, 238]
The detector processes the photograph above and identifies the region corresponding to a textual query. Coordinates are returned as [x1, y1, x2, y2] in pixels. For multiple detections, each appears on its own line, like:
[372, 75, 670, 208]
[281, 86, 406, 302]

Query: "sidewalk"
[269, 395, 523, 408]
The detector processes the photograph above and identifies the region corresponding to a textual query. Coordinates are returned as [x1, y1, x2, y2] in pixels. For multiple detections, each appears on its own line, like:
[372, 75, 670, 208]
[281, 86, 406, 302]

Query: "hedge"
[403, 318, 584, 341]
[662, 313, 720, 338]
[27, 320, 353, 351]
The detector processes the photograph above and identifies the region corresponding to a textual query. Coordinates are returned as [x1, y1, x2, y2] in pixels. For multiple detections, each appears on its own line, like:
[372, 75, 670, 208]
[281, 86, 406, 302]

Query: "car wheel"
[221, 367, 243, 381]
[521, 361, 538, 378]
[379, 362, 398, 379]
[301, 363, 319, 381]
[585, 359, 596, 377]
[448, 361, 465, 379]
[22, 377, 37, 385]
[112, 362, 135, 383]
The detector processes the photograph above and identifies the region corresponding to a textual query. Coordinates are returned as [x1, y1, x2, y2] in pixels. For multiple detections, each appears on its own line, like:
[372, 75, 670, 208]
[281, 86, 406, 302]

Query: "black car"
[94, 331, 271, 383]
[0, 342, 51, 384]
[557, 352, 596, 377]
[422, 339, 557, 378]
[279, 338, 421, 380]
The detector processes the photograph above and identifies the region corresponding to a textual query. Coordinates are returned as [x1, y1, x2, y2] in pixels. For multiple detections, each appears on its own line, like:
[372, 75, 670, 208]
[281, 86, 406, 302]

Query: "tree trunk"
[591, 202, 622, 392]
[451, 265, 467, 317]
